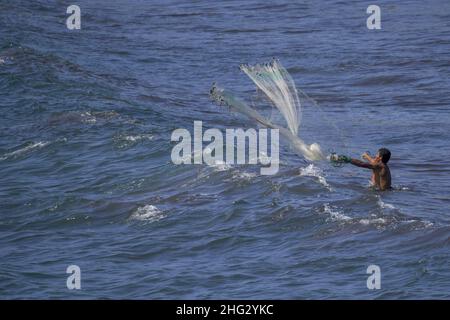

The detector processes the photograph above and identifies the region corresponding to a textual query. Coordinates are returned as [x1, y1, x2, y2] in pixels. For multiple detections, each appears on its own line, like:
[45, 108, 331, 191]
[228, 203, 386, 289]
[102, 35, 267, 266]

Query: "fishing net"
[240, 59, 301, 136]
[210, 59, 325, 161]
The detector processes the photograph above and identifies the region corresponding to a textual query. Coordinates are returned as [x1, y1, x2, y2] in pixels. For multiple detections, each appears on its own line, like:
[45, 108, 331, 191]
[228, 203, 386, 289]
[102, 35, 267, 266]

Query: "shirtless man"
[335, 148, 392, 191]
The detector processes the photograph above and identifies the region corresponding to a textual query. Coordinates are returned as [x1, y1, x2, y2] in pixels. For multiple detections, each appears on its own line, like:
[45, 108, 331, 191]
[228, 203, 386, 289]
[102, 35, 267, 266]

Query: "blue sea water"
[1, 0, 449, 299]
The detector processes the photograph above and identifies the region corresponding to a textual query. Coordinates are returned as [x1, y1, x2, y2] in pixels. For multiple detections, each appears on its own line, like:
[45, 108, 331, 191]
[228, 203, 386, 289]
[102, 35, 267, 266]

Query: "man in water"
[336, 148, 392, 191]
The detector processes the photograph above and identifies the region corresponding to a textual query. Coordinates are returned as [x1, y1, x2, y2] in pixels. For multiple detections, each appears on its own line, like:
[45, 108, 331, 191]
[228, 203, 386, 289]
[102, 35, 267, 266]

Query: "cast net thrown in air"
[210, 59, 324, 161]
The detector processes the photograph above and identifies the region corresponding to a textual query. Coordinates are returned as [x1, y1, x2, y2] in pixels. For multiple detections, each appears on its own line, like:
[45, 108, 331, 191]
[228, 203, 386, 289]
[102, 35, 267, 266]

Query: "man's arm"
[334, 154, 379, 169]
[349, 158, 377, 169]
[362, 152, 377, 164]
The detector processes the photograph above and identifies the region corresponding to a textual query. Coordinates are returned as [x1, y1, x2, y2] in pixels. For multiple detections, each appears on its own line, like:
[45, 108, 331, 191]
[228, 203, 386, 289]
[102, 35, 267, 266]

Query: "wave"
[114, 133, 154, 149]
[0, 44, 124, 91]
[323, 204, 351, 222]
[359, 217, 387, 226]
[320, 202, 433, 230]
[48, 110, 120, 126]
[0, 141, 51, 161]
[232, 171, 256, 181]
[352, 75, 416, 87]
[321, 203, 389, 226]
[299, 164, 332, 190]
[129, 205, 165, 223]
[203, 159, 233, 172]
[376, 197, 396, 210]
[122, 134, 153, 142]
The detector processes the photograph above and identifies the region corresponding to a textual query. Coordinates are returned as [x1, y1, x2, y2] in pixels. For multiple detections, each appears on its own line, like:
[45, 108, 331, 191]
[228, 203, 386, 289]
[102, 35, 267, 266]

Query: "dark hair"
[378, 148, 391, 164]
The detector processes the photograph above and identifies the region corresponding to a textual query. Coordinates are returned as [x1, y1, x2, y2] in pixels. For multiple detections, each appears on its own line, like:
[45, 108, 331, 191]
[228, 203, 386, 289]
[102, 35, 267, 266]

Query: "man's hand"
[329, 154, 352, 164]
[362, 152, 378, 164]
[338, 155, 352, 163]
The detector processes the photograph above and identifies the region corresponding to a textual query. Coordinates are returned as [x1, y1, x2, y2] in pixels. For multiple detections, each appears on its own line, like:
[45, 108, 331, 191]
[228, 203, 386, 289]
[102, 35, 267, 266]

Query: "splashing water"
[210, 59, 324, 161]
[300, 164, 332, 190]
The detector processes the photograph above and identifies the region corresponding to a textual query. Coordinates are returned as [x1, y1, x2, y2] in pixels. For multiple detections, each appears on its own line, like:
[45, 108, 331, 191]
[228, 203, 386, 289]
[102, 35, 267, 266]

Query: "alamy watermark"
[66, 265, 81, 290]
[66, 5, 81, 30]
[366, 264, 381, 290]
[367, 5, 381, 30]
[171, 121, 280, 175]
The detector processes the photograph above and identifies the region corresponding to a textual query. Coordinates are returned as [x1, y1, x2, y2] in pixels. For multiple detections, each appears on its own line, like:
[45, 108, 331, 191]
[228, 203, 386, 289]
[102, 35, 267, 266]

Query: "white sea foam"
[421, 221, 434, 228]
[323, 204, 351, 221]
[0, 141, 50, 161]
[321, 200, 433, 230]
[130, 205, 165, 223]
[403, 219, 434, 228]
[300, 164, 332, 190]
[79, 111, 97, 124]
[209, 160, 232, 171]
[232, 171, 256, 180]
[389, 185, 411, 191]
[122, 134, 154, 142]
[322, 204, 389, 226]
[377, 197, 396, 210]
[359, 218, 387, 225]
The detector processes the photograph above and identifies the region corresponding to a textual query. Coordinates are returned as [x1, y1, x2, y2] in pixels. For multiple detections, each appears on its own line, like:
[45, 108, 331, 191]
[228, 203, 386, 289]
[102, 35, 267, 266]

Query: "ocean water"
[1, 0, 449, 299]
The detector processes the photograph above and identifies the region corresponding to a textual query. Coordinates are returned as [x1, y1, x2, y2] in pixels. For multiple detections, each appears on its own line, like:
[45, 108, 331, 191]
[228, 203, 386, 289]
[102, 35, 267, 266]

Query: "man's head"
[377, 148, 391, 164]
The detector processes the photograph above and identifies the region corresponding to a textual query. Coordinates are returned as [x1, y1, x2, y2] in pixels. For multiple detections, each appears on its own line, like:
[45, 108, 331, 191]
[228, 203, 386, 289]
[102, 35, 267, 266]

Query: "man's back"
[373, 163, 391, 191]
